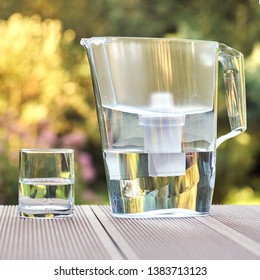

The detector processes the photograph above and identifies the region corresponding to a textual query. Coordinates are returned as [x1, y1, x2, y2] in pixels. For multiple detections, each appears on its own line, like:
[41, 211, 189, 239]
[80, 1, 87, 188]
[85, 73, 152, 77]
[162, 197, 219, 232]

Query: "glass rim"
[20, 148, 74, 153]
[81, 36, 219, 45]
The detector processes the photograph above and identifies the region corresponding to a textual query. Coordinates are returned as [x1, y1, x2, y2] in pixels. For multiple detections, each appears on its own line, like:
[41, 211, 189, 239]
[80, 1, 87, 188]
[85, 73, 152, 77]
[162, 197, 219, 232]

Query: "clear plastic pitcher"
[80, 37, 246, 218]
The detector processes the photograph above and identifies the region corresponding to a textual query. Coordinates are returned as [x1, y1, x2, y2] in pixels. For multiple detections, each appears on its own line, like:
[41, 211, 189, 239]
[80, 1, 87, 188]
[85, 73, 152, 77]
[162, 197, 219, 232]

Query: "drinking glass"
[18, 148, 75, 218]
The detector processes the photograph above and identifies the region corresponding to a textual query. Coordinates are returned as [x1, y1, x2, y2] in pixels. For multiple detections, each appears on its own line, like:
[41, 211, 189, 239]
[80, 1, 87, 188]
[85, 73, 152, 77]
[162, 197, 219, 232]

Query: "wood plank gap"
[81, 205, 124, 260]
[90, 205, 139, 260]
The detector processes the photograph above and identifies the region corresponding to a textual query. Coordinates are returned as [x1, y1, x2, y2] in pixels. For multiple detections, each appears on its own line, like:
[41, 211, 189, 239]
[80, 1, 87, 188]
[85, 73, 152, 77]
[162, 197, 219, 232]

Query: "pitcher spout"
[80, 37, 108, 52]
[80, 38, 92, 51]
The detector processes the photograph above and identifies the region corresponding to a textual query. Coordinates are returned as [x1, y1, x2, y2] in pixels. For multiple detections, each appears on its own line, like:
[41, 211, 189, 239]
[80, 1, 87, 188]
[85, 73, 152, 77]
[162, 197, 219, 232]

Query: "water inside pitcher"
[81, 37, 246, 218]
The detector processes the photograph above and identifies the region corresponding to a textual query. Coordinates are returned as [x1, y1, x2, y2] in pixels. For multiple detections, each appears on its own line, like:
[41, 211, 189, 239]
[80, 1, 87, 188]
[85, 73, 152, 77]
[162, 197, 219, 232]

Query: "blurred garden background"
[0, 0, 260, 205]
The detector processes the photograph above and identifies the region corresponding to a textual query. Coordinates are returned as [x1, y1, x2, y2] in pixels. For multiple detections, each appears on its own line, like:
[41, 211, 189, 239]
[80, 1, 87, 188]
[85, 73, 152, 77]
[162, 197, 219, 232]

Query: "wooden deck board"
[0, 205, 259, 260]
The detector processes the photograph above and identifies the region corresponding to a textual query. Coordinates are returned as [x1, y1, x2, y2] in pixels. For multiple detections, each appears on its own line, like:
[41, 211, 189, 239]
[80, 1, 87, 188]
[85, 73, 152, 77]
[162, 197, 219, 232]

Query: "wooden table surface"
[0, 205, 260, 260]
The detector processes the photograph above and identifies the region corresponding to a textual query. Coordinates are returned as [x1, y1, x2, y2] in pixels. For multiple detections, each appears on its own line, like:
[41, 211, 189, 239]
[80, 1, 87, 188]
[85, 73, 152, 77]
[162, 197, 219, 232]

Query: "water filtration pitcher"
[81, 37, 246, 218]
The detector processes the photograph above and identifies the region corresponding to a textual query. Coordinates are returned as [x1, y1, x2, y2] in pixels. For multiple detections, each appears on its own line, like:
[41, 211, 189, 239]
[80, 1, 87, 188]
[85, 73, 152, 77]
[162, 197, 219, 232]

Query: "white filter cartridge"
[139, 92, 186, 176]
[148, 153, 186, 176]
[139, 117, 184, 153]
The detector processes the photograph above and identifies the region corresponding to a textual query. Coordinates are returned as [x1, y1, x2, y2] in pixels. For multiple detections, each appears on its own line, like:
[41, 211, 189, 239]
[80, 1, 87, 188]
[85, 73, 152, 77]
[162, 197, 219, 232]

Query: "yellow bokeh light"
[235, 132, 251, 146]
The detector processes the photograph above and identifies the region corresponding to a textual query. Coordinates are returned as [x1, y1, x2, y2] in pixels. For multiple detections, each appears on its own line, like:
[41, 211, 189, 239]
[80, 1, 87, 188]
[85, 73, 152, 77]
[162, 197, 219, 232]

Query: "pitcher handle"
[216, 43, 247, 148]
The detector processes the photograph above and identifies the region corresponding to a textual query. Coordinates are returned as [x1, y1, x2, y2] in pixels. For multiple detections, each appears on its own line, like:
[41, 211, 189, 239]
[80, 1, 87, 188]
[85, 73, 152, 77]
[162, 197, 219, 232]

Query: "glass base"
[111, 208, 210, 219]
[18, 205, 74, 219]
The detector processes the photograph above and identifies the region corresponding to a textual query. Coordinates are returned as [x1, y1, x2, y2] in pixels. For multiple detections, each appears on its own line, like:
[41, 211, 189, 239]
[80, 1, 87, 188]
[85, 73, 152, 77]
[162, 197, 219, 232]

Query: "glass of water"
[18, 148, 75, 218]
